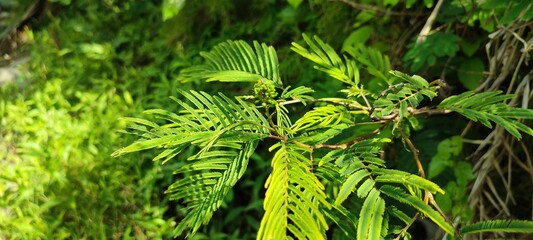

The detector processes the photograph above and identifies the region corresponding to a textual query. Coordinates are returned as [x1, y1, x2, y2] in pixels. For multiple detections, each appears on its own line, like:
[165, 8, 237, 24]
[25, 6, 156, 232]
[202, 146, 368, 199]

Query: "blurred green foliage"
[1, 0, 531, 238]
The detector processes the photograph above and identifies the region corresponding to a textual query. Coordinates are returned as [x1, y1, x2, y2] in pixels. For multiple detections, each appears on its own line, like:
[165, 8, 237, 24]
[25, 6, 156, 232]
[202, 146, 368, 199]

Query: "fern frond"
[258, 142, 331, 240]
[292, 105, 352, 132]
[275, 104, 294, 136]
[280, 85, 315, 104]
[372, 168, 445, 195]
[389, 71, 429, 88]
[372, 73, 439, 125]
[461, 219, 533, 235]
[322, 204, 358, 238]
[291, 34, 360, 86]
[336, 168, 371, 205]
[112, 89, 273, 236]
[171, 140, 258, 237]
[380, 185, 455, 236]
[179, 40, 282, 86]
[357, 188, 386, 240]
[438, 90, 533, 139]
[344, 44, 391, 83]
[319, 138, 390, 239]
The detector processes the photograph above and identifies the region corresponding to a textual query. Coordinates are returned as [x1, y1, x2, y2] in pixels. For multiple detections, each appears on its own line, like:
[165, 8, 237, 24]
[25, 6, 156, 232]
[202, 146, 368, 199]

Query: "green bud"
[253, 79, 277, 107]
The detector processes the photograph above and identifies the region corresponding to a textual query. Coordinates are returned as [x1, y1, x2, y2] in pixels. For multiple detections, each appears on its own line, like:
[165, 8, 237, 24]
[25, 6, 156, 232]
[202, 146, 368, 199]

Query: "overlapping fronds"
[380, 186, 455, 235]
[113, 90, 270, 157]
[461, 220, 533, 234]
[292, 105, 352, 132]
[438, 90, 533, 139]
[317, 137, 455, 239]
[317, 139, 389, 239]
[257, 142, 331, 240]
[280, 85, 315, 104]
[114, 35, 533, 240]
[344, 44, 391, 83]
[171, 140, 258, 237]
[292, 34, 360, 86]
[179, 40, 282, 86]
[112, 89, 271, 236]
[372, 71, 440, 123]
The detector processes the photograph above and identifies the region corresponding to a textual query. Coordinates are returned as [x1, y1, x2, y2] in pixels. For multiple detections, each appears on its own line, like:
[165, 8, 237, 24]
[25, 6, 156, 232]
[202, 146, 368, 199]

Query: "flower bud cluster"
[253, 79, 277, 106]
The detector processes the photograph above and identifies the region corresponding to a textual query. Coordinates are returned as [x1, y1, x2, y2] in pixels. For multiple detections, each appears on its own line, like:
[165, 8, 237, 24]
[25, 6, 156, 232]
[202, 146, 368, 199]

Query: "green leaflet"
[258, 142, 330, 240]
[112, 134, 207, 157]
[373, 168, 444, 194]
[344, 43, 391, 83]
[172, 140, 259, 237]
[292, 34, 360, 86]
[292, 105, 351, 132]
[335, 169, 371, 205]
[438, 90, 533, 139]
[205, 70, 264, 82]
[380, 186, 454, 236]
[356, 178, 375, 198]
[357, 189, 385, 240]
[390, 70, 429, 88]
[461, 220, 533, 235]
[179, 40, 281, 86]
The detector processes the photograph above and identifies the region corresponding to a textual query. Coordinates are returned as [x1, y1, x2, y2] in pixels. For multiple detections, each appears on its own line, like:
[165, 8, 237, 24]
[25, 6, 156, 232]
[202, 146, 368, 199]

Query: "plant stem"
[399, 126, 458, 236]
[416, 0, 445, 43]
[395, 212, 420, 240]
[399, 127, 426, 178]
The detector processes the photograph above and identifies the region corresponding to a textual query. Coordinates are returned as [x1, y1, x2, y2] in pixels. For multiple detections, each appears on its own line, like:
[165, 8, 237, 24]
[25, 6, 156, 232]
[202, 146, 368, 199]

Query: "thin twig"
[369, 83, 407, 120]
[279, 98, 366, 111]
[399, 127, 425, 178]
[395, 212, 420, 240]
[315, 122, 386, 149]
[360, 86, 372, 110]
[399, 127, 459, 236]
[416, 0, 445, 43]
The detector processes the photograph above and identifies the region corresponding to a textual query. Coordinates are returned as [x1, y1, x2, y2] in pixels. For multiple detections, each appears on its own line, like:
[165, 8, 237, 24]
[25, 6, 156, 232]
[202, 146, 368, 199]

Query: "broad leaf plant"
[113, 34, 533, 239]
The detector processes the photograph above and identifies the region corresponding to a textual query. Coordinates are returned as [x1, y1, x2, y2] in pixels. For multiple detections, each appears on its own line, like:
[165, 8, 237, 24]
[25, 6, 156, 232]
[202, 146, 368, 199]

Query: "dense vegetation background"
[1, 0, 532, 239]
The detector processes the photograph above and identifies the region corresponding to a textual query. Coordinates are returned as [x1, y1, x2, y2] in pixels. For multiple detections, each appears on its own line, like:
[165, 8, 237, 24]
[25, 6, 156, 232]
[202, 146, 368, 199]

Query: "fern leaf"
[461, 219, 533, 235]
[172, 140, 259, 237]
[357, 188, 386, 240]
[344, 43, 391, 83]
[291, 34, 360, 86]
[323, 205, 358, 238]
[373, 168, 444, 194]
[380, 185, 455, 236]
[258, 142, 330, 240]
[438, 90, 533, 139]
[179, 40, 281, 86]
[356, 178, 375, 198]
[335, 169, 371, 205]
[390, 71, 429, 88]
[112, 89, 273, 237]
[292, 105, 351, 132]
[280, 85, 315, 104]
